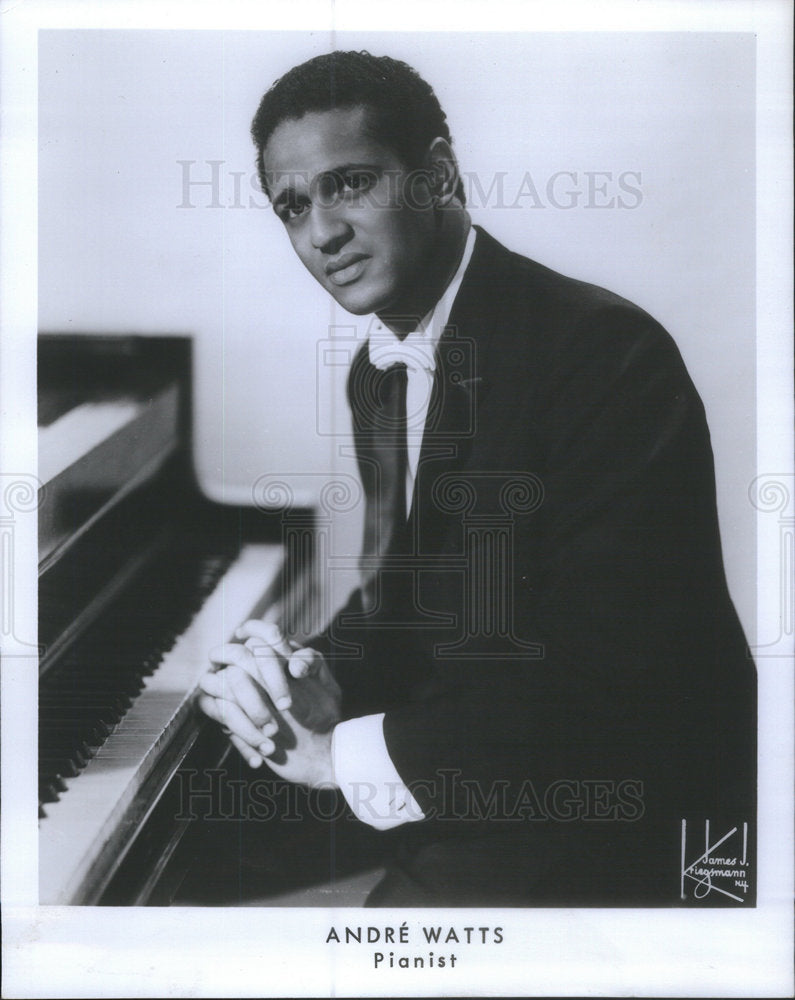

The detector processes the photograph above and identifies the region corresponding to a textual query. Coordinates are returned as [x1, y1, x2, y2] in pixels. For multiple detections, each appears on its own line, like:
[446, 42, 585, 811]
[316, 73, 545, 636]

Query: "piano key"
[39, 541, 284, 905]
[39, 749, 90, 770]
[40, 689, 131, 703]
[40, 696, 111, 708]
[40, 784, 62, 804]
[39, 725, 111, 749]
[44, 678, 138, 693]
[45, 679, 145, 701]
[39, 708, 114, 728]
[39, 698, 130, 720]
[37, 769, 69, 790]
[39, 757, 81, 779]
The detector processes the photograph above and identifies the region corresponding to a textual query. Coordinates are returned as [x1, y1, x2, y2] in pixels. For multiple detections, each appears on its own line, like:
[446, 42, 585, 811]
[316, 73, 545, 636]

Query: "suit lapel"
[409, 227, 506, 551]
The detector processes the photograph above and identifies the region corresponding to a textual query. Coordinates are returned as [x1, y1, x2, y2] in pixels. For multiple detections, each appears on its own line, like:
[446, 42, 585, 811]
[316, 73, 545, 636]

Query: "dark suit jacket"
[318, 226, 756, 906]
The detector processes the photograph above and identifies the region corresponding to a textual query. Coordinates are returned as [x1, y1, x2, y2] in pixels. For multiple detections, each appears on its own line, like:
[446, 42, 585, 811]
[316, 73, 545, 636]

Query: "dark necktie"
[351, 359, 409, 610]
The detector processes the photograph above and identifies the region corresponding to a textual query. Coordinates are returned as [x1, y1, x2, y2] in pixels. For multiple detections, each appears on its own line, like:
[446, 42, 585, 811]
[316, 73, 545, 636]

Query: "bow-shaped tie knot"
[368, 335, 436, 373]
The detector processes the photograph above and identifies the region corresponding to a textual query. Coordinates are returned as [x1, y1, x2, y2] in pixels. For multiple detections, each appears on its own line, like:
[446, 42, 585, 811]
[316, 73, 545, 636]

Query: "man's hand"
[196, 621, 342, 788]
[235, 620, 342, 732]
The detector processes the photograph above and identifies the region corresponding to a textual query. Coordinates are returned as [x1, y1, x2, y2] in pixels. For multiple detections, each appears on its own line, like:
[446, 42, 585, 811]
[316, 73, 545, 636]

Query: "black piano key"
[50, 774, 69, 793]
[39, 726, 94, 744]
[39, 676, 132, 707]
[78, 646, 162, 671]
[40, 689, 131, 704]
[39, 750, 89, 772]
[39, 715, 113, 739]
[41, 708, 125, 729]
[40, 740, 104, 764]
[39, 702, 117, 720]
[40, 783, 61, 804]
[39, 757, 81, 779]
[39, 729, 109, 752]
[42, 735, 110, 757]
[48, 663, 147, 689]
[39, 695, 130, 718]
[54, 689, 142, 715]
[40, 703, 116, 720]
[37, 780, 68, 809]
[50, 670, 146, 690]
[40, 733, 98, 755]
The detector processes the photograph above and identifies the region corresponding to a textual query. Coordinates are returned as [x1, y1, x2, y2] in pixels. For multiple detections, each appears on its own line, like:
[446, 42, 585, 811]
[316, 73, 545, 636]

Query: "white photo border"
[1, 1, 792, 997]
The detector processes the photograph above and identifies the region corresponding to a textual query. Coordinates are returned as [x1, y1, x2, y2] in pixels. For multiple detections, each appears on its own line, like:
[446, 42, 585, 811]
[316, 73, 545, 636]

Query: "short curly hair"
[251, 50, 465, 204]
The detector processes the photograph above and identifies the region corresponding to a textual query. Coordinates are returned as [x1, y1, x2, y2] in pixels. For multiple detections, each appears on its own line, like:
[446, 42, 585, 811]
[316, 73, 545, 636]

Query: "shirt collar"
[367, 225, 477, 372]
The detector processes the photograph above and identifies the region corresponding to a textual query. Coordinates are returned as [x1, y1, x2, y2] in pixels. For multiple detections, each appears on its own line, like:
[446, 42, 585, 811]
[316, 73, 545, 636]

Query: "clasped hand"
[197, 620, 341, 788]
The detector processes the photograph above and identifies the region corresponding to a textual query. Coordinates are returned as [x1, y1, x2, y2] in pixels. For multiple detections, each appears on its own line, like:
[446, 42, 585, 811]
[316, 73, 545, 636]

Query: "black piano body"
[37, 334, 312, 905]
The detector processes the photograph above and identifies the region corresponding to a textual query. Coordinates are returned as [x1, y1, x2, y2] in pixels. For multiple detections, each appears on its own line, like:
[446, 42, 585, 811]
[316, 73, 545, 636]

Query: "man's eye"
[342, 171, 377, 193]
[279, 200, 308, 222]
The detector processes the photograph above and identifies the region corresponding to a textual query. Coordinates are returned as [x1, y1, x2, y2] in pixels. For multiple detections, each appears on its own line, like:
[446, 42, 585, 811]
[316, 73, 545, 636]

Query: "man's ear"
[426, 137, 461, 207]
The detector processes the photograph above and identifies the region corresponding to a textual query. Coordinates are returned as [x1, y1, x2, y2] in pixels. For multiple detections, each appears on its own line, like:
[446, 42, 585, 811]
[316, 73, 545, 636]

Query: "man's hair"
[251, 50, 465, 204]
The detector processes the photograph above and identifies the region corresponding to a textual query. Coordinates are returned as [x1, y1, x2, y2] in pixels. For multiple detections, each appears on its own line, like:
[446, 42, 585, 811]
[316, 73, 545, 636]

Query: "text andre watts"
[325, 923, 504, 970]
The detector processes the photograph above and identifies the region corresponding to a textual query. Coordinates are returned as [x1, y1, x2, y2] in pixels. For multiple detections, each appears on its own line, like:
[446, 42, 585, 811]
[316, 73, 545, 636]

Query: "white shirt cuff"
[332, 713, 425, 831]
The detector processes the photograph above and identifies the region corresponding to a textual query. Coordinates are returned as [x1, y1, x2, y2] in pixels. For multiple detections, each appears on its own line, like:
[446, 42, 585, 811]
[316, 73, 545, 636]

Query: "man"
[197, 51, 756, 906]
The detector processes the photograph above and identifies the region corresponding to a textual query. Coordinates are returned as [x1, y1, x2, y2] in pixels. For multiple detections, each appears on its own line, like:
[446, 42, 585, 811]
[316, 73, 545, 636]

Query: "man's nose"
[310, 204, 352, 255]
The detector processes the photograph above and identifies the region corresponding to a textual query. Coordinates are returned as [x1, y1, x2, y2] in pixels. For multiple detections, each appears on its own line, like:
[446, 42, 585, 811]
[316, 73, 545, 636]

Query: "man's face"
[262, 106, 437, 317]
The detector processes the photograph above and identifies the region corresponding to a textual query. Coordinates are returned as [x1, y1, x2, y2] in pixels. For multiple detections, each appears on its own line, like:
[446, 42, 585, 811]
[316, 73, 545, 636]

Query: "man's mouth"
[325, 254, 369, 286]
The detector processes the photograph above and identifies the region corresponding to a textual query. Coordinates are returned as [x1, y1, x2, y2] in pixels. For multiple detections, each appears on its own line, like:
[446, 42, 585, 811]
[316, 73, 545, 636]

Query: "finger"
[205, 695, 273, 766]
[197, 691, 221, 722]
[198, 694, 271, 749]
[287, 647, 320, 679]
[236, 620, 297, 658]
[198, 670, 226, 698]
[224, 666, 275, 728]
[208, 642, 260, 682]
[230, 730, 276, 761]
[244, 638, 292, 711]
[228, 733, 264, 769]
[261, 718, 279, 738]
[199, 664, 268, 710]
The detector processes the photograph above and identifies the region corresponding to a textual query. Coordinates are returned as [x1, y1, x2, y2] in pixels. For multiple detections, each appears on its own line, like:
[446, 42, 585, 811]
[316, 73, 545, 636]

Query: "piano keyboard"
[39, 541, 284, 905]
[39, 532, 238, 805]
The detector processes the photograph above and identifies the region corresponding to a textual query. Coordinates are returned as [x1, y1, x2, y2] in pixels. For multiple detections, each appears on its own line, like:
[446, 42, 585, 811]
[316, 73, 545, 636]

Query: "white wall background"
[38, 30, 756, 638]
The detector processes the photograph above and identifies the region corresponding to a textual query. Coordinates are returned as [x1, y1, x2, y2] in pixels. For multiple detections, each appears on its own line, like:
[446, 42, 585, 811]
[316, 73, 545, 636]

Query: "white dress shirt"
[332, 226, 477, 830]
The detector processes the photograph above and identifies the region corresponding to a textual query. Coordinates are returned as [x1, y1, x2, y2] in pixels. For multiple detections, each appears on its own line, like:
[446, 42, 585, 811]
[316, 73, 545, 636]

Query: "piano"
[38, 334, 310, 905]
